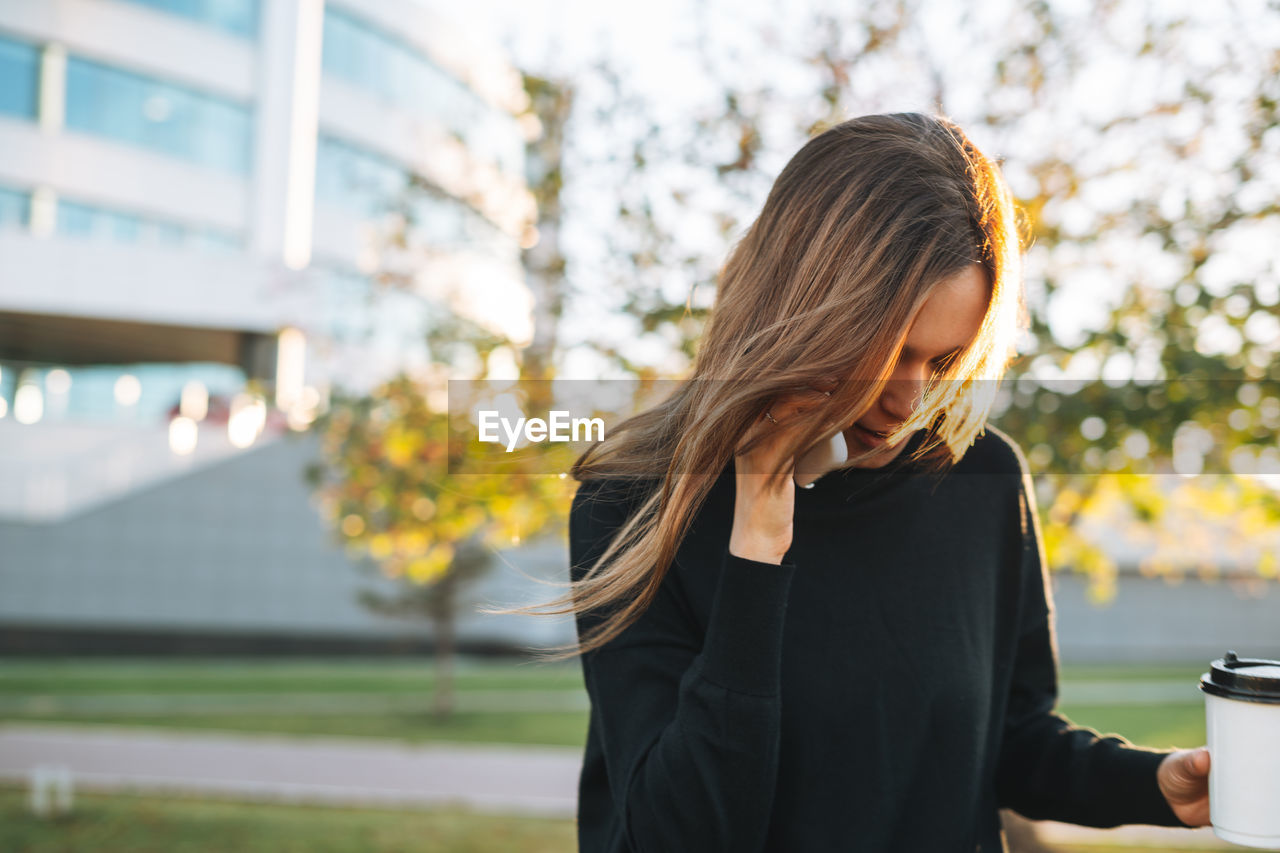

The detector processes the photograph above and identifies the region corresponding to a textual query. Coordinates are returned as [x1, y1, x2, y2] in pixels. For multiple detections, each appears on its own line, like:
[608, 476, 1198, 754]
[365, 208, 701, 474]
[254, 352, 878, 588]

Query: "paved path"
[0, 723, 1230, 847]
[0, 723, 580, 817]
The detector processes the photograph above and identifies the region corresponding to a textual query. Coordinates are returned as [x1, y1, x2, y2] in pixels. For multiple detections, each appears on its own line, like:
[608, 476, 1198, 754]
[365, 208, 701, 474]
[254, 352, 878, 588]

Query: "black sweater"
[568, 425, 1189, 852]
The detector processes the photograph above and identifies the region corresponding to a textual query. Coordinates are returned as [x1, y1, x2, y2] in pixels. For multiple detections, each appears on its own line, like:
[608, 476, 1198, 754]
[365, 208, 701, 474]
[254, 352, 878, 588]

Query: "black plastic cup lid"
[1199, 650, 1280, 704]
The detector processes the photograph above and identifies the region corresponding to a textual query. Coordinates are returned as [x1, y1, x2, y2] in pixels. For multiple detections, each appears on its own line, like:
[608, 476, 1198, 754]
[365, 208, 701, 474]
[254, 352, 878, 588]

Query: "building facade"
[0, 0, 540, 650]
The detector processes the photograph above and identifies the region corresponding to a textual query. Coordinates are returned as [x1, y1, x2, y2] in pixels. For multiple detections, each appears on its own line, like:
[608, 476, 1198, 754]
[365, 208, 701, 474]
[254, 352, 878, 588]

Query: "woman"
[550, 113, 1210, 851]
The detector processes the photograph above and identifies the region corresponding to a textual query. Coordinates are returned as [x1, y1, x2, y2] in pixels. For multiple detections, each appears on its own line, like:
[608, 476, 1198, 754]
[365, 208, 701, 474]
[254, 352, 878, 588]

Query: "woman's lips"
[850, 422, 888, 448]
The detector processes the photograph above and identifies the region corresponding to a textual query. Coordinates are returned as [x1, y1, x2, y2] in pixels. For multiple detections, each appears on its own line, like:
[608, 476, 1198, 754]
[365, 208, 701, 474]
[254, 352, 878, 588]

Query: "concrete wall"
[0, 430, 575, 651]
[1049, 570, 1280, 664]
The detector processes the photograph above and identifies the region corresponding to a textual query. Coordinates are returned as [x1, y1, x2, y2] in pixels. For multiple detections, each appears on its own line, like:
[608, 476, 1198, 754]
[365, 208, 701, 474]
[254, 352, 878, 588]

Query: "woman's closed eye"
[930, 350, 961, 373]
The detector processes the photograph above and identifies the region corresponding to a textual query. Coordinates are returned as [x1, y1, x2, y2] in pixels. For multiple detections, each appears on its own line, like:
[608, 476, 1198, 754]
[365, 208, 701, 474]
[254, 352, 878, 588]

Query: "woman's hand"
[729, 382, 837, 564]
[1157, 747, 1211, 827]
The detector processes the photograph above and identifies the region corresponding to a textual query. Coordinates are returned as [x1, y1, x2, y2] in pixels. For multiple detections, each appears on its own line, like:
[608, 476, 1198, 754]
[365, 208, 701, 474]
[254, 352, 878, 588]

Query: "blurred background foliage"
[308, 0, 1279, 661]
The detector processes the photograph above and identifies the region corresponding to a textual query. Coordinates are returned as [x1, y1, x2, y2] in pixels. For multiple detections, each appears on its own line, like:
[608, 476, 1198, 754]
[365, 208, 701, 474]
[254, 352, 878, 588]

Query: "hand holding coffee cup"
[1156, 746, 1211, 828]
[1198, 651, 1280, 848]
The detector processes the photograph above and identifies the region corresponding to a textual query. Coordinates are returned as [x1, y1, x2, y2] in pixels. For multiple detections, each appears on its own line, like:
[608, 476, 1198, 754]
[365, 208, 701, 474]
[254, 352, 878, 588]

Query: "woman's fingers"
[737, 385, 835, 460]
[763, 384, 836, 426]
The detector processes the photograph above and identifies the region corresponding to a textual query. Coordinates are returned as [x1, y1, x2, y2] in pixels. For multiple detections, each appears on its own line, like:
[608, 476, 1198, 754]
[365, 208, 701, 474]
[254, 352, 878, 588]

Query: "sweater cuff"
[1099, 743, 1185, 827]
[698, 550, 797, 696]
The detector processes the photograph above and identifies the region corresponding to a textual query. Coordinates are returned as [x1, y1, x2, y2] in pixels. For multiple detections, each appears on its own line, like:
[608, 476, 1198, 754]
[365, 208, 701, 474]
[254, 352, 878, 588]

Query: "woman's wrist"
[728, 530, 789, 564]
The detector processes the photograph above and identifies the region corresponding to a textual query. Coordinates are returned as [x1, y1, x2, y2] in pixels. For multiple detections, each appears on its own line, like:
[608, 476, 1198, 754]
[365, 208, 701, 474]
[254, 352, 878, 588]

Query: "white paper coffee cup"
[1200, 651, 1280, 849]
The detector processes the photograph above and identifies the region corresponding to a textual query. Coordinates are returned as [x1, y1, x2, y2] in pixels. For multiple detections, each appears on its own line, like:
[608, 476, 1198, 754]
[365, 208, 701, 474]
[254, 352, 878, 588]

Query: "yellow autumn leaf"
[1049, 488, 1081, 523]
[385, 428, 417, 467]
[1238, 505, 1269, 537]
[400, 529, 430, 556]
[1259, 550, 1278, 579]
[407, 543, 455, 584]
[368, 533, 394, 560]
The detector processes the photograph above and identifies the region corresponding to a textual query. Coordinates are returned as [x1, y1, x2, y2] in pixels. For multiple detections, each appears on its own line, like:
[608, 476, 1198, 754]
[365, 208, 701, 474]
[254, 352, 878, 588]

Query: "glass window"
[314, 265, 432, 363]
[314, 134, 515, 258]
[65, 56, 253, 175]
[57, 197, 241, 251]
[314, 134, 409, 219]
[116, 0, 260, 39]
[45, 362, 246, 424]
[190, 228, 242, 254]
[151, 220, 187, 246]
[59, 201, 142, 243]
[316, 267, 374, 343]
[0, 186, 30, 230]
[320, 8, 524, 178]
[0, 34, 40, 120]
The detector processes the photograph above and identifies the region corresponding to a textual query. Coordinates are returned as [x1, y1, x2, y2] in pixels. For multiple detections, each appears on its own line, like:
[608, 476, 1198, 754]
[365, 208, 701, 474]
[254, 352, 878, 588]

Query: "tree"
[306, 372, 572, 717]
[304, 74, 581, 718]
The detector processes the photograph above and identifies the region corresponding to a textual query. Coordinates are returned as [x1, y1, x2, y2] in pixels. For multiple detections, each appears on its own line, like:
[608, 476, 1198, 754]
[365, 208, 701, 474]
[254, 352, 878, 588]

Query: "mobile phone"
[793, 431, 849, 488]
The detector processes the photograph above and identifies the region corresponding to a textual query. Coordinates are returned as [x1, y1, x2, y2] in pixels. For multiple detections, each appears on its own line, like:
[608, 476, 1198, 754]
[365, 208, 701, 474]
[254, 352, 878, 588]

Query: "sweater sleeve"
[570, 478, 797, 853]
[994, 466, 1188, 828]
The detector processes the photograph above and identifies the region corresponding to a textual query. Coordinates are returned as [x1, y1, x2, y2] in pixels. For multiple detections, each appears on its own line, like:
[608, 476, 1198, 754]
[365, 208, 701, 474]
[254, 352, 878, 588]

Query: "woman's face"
[842, 263, 990, 468]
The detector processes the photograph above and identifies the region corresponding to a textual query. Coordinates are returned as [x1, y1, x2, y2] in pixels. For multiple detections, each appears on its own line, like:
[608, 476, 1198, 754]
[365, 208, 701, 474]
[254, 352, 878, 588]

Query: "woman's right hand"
[729, 383, 837, 564]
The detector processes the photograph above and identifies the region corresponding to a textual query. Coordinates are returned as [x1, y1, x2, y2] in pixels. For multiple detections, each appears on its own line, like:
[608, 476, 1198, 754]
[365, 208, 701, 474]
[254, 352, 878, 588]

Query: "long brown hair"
[509, 112, 1027, 661]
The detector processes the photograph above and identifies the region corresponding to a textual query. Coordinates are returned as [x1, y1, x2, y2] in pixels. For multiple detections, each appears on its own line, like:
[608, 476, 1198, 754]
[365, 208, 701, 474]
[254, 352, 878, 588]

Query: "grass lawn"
[1049, 661, 1209, 750]
[0, 657, 590, 746]
[1057, 662, 1209, 683]
[0, 786, 575, 853]
[1056, 703, 1206, 751]
[1, 657, 1209, 749]
[1, 710, 591, 746]
[0, 705, 1203, 752]
[0, 657, 586, 696]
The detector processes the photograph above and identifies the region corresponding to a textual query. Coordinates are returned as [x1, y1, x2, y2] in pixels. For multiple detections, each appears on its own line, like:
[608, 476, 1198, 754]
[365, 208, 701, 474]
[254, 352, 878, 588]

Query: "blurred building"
[0, 0, 541, 652]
